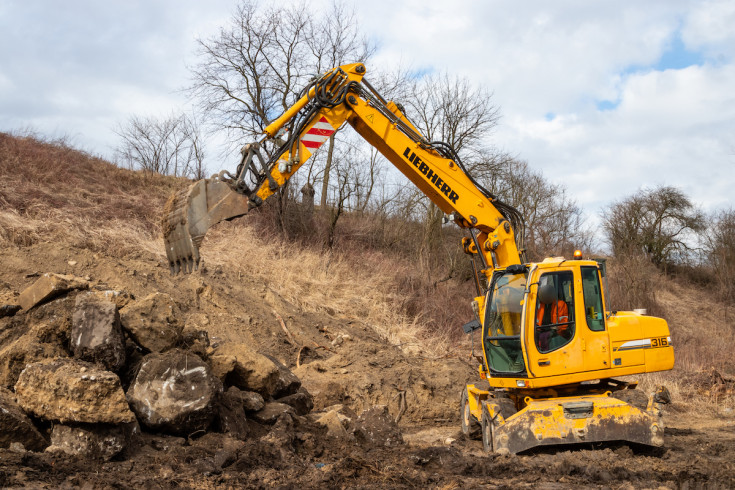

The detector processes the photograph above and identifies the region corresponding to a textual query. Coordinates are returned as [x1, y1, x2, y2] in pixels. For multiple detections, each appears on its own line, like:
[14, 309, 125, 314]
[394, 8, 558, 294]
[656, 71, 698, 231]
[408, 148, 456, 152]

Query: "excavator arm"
[163, 63, 525, 275]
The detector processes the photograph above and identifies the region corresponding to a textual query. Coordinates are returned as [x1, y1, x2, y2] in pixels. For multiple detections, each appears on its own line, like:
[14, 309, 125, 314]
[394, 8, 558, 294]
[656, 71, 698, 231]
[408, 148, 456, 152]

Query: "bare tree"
[472, 155, 592, 260]
[114, 113, 206, 178]
[602, 186, 704, 269]
[188, 1, 373, 185]
[401, 72, 500, 269]
[703, 208, 735, 303]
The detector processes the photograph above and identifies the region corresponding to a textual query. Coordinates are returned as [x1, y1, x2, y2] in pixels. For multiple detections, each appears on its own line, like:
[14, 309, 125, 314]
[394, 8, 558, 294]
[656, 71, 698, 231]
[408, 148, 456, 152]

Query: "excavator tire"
[481, 396, 517, 453]
[481, 402, 494, 452]
[460, 388, 481, 440]
[615, 388, 650, 411]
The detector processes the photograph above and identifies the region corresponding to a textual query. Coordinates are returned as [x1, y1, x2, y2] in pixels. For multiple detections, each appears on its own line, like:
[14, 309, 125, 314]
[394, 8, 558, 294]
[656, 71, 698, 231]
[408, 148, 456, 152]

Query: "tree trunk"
[320, 135, 335, 209]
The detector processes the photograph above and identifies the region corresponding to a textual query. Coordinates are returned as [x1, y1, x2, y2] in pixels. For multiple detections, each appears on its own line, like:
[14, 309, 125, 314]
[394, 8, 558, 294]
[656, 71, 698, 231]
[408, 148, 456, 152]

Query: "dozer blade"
[162, 174, 250, 274]
[491, 393, 664, 454]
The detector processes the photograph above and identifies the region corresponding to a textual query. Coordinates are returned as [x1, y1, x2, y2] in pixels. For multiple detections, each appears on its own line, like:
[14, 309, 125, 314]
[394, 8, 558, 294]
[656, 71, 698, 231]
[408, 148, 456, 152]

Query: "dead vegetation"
[2, 132, 734, 416]
[0, 131, 180, 255]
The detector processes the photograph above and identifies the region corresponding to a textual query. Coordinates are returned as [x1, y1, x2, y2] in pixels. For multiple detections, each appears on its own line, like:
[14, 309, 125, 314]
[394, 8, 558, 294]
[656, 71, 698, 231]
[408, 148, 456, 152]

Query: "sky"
[1, 0, 733, 229]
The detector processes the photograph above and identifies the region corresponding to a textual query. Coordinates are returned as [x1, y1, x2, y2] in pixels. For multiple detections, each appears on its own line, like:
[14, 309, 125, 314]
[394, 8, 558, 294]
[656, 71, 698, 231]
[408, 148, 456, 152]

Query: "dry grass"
[0, 131, 450, 357]
[202, 220, 451, 357]
[3, 132, 732, 412]
[0, 132, 181, 255]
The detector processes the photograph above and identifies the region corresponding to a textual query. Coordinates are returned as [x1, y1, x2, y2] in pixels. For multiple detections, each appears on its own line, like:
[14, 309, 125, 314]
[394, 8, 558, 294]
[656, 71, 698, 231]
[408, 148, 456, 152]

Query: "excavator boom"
[163, 63, 524, 276]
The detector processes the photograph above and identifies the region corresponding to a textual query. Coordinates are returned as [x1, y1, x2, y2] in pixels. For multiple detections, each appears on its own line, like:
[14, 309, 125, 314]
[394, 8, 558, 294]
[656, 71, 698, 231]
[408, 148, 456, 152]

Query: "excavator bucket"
[162, 173, 250, 274]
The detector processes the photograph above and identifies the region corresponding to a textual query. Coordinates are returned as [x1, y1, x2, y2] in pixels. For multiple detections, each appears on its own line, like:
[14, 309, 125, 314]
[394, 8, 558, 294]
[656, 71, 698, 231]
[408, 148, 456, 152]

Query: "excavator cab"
[464, 258, 674, 453]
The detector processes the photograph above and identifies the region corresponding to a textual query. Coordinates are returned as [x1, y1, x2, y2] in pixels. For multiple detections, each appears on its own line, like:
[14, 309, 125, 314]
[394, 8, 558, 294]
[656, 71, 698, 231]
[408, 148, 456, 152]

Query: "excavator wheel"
[460, 388, 481, 440]
[481, 402, 495, 452]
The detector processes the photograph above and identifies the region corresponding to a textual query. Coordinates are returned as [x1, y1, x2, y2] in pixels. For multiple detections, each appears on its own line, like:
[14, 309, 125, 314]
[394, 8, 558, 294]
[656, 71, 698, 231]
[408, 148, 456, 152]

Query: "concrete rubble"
[120, 292, 182, 353]
[208, 342, 281, 397]
[47, 422, 135, 461]
[71, 292, 126, 371]
[0, 387, 48, 451]
[17, 273, 89, 311]
[0, 272, 402, 462]
[14, 357, 136, 424]
[127, 349, 221, 435]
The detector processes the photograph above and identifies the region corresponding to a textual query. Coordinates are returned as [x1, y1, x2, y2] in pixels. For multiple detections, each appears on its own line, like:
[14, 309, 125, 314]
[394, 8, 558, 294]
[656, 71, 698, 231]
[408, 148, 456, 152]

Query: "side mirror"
[462, 319, 481, 334]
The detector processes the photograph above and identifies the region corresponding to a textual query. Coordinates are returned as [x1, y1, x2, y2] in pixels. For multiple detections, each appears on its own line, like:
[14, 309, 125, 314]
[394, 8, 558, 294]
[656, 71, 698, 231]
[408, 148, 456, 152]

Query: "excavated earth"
[1, 241, 735, 489]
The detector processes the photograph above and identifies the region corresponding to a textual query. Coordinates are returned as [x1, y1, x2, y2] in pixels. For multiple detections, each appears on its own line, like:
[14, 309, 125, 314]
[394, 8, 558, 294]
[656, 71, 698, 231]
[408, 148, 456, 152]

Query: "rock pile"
[0, 274, 314, 460]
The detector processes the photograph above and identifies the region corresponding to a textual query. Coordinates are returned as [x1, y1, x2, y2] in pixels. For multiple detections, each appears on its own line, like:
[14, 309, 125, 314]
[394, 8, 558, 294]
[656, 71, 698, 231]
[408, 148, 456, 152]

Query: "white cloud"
[0, 0, 731, 225]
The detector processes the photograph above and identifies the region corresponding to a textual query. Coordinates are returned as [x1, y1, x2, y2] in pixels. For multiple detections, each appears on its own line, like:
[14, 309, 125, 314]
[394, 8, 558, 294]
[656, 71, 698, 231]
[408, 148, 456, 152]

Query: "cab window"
[581, 266, 605, 331]
[535, 271, 575, 354]
[483, 271, 526, 374]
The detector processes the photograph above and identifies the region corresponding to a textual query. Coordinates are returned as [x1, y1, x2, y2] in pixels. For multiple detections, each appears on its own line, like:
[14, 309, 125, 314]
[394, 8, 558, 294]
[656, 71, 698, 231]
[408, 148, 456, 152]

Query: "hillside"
[1, 133, 734, 487]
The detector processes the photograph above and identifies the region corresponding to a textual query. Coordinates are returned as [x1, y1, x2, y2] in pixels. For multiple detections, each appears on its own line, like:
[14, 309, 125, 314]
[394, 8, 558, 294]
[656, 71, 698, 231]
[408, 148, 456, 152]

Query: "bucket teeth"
[162, 186, 202, 275]
[162, 176, 251, 275]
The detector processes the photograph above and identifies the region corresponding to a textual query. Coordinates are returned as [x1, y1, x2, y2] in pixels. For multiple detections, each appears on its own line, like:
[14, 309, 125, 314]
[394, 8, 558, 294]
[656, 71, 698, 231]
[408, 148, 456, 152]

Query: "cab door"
[527, 269, 585, 377]
[578, 266, 611, 371]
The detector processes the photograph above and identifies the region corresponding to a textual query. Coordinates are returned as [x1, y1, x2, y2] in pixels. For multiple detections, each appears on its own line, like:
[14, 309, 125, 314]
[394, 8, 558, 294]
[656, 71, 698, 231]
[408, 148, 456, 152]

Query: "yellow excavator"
[162, 63, 674, 454]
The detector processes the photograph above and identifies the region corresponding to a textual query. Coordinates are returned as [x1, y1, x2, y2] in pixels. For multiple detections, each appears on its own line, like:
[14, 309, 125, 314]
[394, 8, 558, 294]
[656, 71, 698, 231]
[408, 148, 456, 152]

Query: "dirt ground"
[2, 242, 735, 488]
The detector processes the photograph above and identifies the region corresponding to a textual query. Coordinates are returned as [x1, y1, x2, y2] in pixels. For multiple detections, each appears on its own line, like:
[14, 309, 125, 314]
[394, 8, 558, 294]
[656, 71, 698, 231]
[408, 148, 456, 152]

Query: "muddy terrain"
[0, 239, 734, 489]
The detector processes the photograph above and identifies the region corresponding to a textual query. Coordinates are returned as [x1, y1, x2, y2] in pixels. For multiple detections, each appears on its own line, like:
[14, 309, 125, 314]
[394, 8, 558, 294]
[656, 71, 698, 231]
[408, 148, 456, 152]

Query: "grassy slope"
[1, 132, 731, 412]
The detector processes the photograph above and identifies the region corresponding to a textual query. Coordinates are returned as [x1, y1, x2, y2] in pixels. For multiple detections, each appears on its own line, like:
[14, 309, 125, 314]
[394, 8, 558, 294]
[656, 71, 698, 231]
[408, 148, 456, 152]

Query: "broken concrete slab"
[216, 387, 249, 441]
[71, 292, 126, 372]
[127, 349, 222, 435]
[277, 387, 314, 416]
[0, 387, 48, 451]
[46, 422, 136, 461]
[14, 358, 135, 424]
[120, 292, 182, 353]
[251, 402, 295, 425]
[0, 336, 67, 389]
[263, 354, 301, 398]
[208, 343, 280, 397]
[18, 273, 89, 311]
[352, 405, 403, 447]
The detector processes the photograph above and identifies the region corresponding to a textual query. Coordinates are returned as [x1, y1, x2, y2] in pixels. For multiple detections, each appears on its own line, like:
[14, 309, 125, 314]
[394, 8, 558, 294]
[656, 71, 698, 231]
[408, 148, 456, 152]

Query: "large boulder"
[0, 387, 47, 451]
[47, 423, 135, 461]
[120, 293, 182, 353]
[18, 273, 88, 311]
[208, 343, 280, 397]
[126, 349, 222, 435]
[71, 292, 126, 371]
[14, 358, 135, 424]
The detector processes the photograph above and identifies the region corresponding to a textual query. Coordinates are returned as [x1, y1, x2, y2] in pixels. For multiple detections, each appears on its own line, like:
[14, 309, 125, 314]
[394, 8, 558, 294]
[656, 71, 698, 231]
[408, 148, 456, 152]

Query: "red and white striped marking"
[301, 117, 335, 149]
